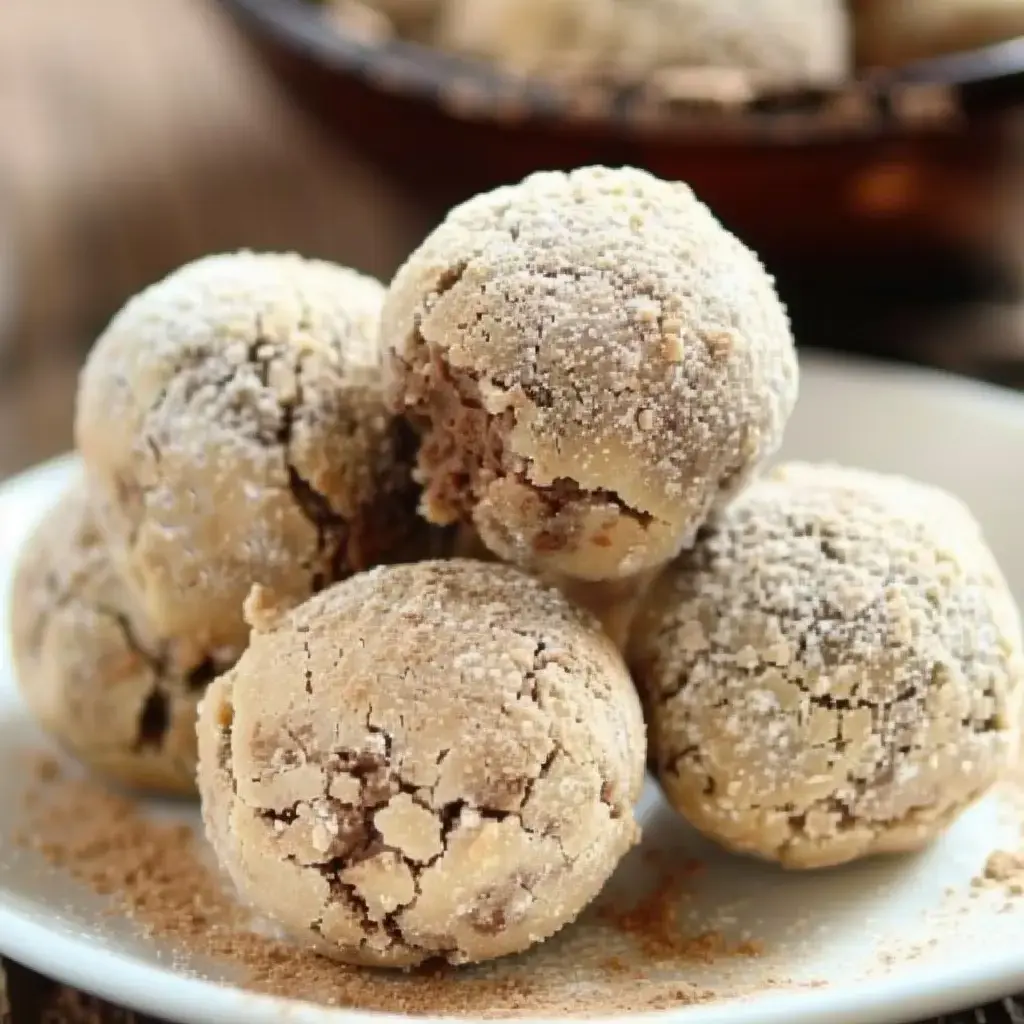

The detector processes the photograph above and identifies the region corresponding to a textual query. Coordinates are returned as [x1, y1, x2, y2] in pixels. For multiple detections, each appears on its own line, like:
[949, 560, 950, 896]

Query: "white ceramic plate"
[2, 352, 1024, 1024]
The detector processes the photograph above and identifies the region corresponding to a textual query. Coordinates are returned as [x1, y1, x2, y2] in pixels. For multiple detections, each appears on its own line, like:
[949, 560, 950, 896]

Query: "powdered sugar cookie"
[629, 462, 1024, 869]
[76, 252, 417, 652]
[198, 560, 645, 966]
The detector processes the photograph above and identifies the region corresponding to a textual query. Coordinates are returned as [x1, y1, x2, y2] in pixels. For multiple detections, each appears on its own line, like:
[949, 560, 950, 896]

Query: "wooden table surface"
[4, 0, 1024, 1021]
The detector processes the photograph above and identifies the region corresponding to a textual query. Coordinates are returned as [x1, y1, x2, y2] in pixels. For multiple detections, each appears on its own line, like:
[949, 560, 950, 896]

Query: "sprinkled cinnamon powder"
[15, 756, 727, 1017]
[599, 865, 762, 962]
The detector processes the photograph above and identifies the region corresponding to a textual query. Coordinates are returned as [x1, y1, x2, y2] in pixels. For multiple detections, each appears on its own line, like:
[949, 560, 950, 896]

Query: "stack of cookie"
[11, 167, 1023, 970]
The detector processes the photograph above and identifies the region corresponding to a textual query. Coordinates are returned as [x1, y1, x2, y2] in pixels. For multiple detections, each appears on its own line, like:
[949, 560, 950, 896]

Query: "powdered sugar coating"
[382, 167, 797, 582]
[452, 524, 657, 650]
[435, 0, 850, 87]
[853, 0, 1024, 68]
[76, 252, 416, 652]
[629, 462, 1024, 869]
[10, 481, 235, 795]
[197, 560, 645, 966]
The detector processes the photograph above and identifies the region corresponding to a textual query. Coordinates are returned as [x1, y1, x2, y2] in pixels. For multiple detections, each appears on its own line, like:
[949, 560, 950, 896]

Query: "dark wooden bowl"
[216, 0, 1024, 288]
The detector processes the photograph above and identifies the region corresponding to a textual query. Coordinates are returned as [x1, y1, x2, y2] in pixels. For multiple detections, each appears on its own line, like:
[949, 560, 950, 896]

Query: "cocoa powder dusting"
[599, 861, 762, 962]
[16, 757, 720, 1017]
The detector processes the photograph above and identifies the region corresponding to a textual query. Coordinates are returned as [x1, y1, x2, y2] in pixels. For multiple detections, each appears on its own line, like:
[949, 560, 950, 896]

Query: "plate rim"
[3, 352, 1024, 1024]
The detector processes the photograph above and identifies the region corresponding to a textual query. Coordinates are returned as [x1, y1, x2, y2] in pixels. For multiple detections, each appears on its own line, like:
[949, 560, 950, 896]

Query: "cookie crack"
[94, 604, 175, 752]
[130, 366, 237, 547]
[517, 745, 558, 818]
[135, 689, 170, 752]
[277, 393, 348, 576]
[431, 261, 469, 304]
[215, 694, 237, 797]
[806, 693, 880, 713]
[97, 606, 166, 676]
[525, 476, 656, 547]
[776, 780, 989, 863]
[23, 569, 90, 661]
[248, 318, 272, 389]
[403, 334, 658, 552]
[302, 639, 313, 696]
[253, 332, 350, 591]
[676, 708, 993, 863]
[231, 657, 594, 962]
[186, 657, 220, 692]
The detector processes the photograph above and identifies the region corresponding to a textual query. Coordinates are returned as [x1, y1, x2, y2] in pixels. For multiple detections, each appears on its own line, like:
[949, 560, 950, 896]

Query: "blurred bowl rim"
[219, 0, 1024, 143]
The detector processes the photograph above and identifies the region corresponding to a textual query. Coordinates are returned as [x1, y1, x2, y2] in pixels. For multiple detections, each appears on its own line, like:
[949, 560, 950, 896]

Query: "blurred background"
[6, 0, 1024, 482]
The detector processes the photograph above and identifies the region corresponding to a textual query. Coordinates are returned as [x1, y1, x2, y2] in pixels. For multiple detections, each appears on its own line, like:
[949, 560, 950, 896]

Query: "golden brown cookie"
[629, 462, 1024, 869]
[11, 481, 235, 795]
[76, 252, 417, 653]
[198, 560, 645, 966]
[382, 167, 797, 584]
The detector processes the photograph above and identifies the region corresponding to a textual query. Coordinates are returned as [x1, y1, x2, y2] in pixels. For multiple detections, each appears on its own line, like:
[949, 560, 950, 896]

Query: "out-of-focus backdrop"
[0, 0, 436, 478]
[5, 0, 1024, 485]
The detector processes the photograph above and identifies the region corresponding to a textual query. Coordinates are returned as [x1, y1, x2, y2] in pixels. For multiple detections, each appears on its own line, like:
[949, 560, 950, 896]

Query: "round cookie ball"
[10, 482, 235, 795]
[76, 252, 417, 653]
[435, 0, 850, 88]
[382, 166, 797, 583]
[628, 462, 1024, 870]
[197, 560, 645, 967]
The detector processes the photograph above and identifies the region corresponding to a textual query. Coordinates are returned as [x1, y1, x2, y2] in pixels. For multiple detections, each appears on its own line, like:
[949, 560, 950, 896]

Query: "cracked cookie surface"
[382, 166, 798, 583]
[436, 0, 850, 89]
[197, 559, 646, 966]
[75, 251, 417, 653]
[628, 462, 1024, 869]
[10, 481, 235, 795]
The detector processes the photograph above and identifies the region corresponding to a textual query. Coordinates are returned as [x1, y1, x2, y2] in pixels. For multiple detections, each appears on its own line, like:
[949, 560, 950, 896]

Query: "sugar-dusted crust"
[76, 252, 417, 652]
[629, 462, 1024, 869]
[11, 481, 235, 795]
[198, 560, 646, 966]
[383, 167, 797, 582]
